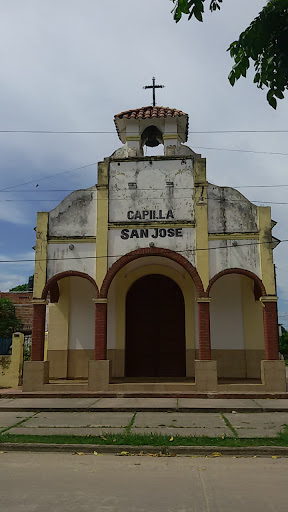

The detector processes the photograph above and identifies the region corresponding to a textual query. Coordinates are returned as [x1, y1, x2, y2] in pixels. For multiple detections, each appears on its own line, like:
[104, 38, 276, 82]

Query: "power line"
[0, 129, 287, 134]
[0, 196, 287, 205]
[0, 239, 285, 264]
[193, 146, 288, 156]
[2, 150, 288, 193]
[0, 162, 98, 192]
[3, 183, 288, 192]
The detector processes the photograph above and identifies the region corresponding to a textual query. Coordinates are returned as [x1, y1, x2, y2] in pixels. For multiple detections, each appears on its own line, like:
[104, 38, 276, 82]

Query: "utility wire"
[0, 239, 285, 263]
[3, 183, 288, 191]
[0, 162, 98, 192]
[0, 196, 287, 205]
[193, 146, 288, 156]
[1, 153, 288, 193]
[0, 129, 287, 134]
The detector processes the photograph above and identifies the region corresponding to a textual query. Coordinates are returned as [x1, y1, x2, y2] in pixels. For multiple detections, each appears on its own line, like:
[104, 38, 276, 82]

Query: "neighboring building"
[0, 291, 33, 334]
[23, 104, 286, 392]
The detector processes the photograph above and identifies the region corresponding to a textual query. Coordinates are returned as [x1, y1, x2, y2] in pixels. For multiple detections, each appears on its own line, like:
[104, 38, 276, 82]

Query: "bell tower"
[113, 105, 191, 157]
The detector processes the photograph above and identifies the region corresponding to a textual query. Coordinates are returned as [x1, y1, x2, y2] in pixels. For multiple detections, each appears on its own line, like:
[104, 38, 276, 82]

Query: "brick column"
[94, 299, 108, 360]
[262, 297, 279, 360]
[31, 301, 47, 361]
[197, 298, 211, 360]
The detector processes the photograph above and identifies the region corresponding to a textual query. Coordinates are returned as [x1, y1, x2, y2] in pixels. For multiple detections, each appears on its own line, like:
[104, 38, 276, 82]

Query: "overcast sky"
[1, 0, 288, 324]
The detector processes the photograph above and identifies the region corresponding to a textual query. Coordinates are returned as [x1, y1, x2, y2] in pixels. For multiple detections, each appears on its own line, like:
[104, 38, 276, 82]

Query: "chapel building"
[23, 105, 286, 392]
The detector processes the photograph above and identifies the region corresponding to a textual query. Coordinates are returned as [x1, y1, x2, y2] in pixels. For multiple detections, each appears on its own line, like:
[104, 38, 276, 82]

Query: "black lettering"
[167, 228, 175, 237]
[127, 211, 134, 220]
[120, 229, 129, 240]
[153, 211, 157, 219]
[159, 228, 166, 237]
[159, 209, 165, 220]
[130, 229, 139, 238]
[175, 228, 183, 237]
[140, 229, 149, 238]
[167, 209, 174, 219]
[151, 228, 159, 239]
[134, 211, 141, 220]
[142, 211, 149, 219]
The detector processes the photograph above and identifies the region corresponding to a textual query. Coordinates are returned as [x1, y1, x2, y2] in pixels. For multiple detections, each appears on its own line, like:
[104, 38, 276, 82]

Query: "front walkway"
[0, 406, 288, 439]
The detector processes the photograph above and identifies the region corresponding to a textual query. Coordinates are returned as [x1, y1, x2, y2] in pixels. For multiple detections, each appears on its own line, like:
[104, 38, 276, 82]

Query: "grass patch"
[0, 412, 39, 436]
[1, 427, 288, 448]
[125, 412, 136, 434]
[221, 414, 239, 438]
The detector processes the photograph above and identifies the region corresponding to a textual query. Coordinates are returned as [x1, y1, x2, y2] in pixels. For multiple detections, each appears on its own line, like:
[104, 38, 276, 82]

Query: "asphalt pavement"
[1, 452, 287, 511]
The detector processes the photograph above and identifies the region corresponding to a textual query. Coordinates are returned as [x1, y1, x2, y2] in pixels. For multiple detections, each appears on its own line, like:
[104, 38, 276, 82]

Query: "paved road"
[0, 452, 287, 511]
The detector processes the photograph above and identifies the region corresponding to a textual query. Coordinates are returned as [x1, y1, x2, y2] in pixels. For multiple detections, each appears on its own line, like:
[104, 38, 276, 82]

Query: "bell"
[141, 126, 163, 148]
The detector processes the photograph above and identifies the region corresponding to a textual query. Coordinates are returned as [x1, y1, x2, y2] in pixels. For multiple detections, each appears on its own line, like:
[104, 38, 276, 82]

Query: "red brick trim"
[31, 304, 46, 361]
[42, 271, 99, 301]
[94, 302, 107, 360]
[198, 301, 211, 360]
[263, 301, 279, 360]
[49, 283, 60, 303]
[207, 268, 266, 298]
[100, 248, 205, 298]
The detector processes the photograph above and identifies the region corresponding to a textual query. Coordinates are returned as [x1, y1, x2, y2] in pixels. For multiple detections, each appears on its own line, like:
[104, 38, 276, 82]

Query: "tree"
[171, 0, 288, 108]
[279, 326, 288, 358]
[0, 298, 23, 337]
[9, 275, 33, 292]
[9, 284, 28, 292]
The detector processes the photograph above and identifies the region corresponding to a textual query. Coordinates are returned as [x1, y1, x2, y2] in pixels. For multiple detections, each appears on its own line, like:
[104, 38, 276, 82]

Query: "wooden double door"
[125, 274, 186, 378]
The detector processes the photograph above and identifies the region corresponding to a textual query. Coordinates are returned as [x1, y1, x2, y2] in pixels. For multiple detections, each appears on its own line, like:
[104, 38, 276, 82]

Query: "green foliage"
[0, 298, 23, 337]
[279, 328, 288, 357]
[171, 0, 288, 108]
[1, 429, 288, 447]
[171, 0, 222, 22]
[9, 284, 28, 292]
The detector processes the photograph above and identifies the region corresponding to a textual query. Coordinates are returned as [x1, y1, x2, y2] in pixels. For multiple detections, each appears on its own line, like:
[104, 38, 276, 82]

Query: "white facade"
[41, 105, 278, 381]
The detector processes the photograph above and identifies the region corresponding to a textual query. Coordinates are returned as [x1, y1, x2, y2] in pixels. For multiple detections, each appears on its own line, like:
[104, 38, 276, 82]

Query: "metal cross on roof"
[143, 77, 165, 107]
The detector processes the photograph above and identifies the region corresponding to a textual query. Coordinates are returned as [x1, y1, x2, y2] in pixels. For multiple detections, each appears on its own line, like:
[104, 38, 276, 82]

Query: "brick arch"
[100, 248, 205, 298]
[207, 268, 266, 298]
[42, 270, 99, 302]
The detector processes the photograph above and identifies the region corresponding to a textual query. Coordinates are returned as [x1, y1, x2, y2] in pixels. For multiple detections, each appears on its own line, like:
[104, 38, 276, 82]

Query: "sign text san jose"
[120, 209, 182, 239]
[120, 227, 183, 239]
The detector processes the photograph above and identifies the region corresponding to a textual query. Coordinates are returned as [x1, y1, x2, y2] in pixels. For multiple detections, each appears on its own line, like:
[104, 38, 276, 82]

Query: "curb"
[0, 407, 266, 413]
[0, 442, 288, 456]
[1, 392, 288, 399]
[0, 406, 288, 412]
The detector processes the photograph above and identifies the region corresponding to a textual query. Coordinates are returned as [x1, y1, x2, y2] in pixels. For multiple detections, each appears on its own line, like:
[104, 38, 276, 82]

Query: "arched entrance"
[125, 274, 186, 378]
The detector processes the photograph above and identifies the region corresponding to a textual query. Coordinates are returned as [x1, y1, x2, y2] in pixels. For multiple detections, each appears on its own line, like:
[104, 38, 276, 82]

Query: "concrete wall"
[0, 333, 24, 388]
[47, 186, 97, 283]
[49, 187, 97, 237]
[47, 277, 95, 380]
[209, 274, 264, 378]
[68, 278, 95, 349]
[208, 185, 258, 234]
[47, 242, 96, 281]
[209, 239, 261, 280]
[108, 158, 195, 268]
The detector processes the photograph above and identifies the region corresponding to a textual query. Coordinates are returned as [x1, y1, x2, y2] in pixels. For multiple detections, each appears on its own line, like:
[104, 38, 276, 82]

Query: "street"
[0, 452, 287, 512]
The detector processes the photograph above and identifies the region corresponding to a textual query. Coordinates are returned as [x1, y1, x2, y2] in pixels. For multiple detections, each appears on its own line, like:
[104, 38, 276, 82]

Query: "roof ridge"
[115, 106, 188, 119]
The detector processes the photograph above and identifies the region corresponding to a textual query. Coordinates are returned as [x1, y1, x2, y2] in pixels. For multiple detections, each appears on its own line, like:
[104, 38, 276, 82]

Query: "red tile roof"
[114, 106, 187, 120]
[114, 106, 189, 143]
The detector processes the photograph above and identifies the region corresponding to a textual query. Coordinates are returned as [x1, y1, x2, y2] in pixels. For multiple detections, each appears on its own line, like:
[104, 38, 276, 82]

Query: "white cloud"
[0, 0, 287, 313]
[0, 252, 35, 291]
[0, 203, 31, 225]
